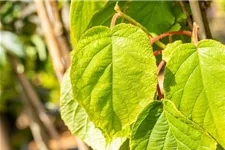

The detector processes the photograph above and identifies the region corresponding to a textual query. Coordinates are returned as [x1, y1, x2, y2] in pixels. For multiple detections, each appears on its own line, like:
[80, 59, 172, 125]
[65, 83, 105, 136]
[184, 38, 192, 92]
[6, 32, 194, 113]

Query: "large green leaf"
[70, 0, 107, 48]
[127, 1, 179, 34]
[71, 23, 157, 137]
[60, 68, 126, 150]
[131, 100, 217, 150]
[164, 40, 225, 147]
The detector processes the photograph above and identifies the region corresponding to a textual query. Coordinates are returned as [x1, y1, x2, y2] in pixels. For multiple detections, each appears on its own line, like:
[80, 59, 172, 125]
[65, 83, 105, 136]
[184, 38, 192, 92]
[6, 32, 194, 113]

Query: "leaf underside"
[60, 68, 126, 150]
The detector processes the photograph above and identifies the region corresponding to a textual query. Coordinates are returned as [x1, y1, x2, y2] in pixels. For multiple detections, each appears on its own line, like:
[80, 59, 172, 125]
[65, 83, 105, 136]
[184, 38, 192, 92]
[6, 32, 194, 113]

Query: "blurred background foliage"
[0, 1, 71, 149]
[0, 1, 224, 150]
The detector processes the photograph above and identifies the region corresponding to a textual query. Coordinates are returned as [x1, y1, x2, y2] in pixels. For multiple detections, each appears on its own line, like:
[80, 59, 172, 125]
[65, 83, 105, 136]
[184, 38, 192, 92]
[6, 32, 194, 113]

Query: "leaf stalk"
[114, 2, 166, 49]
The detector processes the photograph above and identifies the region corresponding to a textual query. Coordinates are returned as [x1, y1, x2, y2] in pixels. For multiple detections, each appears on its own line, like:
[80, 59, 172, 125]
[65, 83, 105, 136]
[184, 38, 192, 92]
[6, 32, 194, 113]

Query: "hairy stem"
[157, 60, 165, 100]
[114, 2, 166, 49]
[110, 13, 120, 29]
[154, 50, 162, 56]
[157, 84, 163, 100]
[150, 31, 192, 45]
[192, 22, 199, 45]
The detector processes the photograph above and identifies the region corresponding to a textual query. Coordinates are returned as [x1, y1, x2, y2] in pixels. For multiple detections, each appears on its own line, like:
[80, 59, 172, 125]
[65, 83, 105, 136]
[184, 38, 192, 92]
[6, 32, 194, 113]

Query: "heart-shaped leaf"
[164, 40, 225, 147]
[71, 24, 157, 137]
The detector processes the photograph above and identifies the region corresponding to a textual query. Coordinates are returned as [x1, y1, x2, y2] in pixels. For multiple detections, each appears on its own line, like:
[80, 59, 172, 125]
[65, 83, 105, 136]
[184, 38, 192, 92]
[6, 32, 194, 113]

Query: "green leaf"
[88, 2, 119, 27]
[71, 23, 157, 137]
[127, 1, 177, 35]
[0, 31, 25, 58]
[88, 1, 127, 28]
[131, 100, 217, 150]
[162, 40, 182, 62]
[70, 0, 108, 48]
[60, 68, 126, 150]
[164, 39, 225, 147]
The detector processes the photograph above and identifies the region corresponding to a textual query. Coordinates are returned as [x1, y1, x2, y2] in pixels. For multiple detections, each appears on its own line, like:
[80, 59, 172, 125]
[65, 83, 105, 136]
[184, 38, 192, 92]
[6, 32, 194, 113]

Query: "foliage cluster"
[61, 1, 225, 150]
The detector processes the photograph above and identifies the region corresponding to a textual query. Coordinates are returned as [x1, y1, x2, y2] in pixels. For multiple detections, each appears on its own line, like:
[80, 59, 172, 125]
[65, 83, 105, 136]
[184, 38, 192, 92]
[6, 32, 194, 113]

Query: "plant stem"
[154, 50, 162, 56]
[192, 22, 199, 45]
[199, 1, 213, 39]
[189, 1, 207, 40]
[158, 60, 165, 74]
[179, 1, 193, 29]
[121, 1, 129, 23]
[150, 31, 192, 45]
[20, 91, 50, 150]
[110, 13, 120, 29]
[114, 2, 166, 49]
[169, 35, 173, 43]
[0, 114, 12, 150]
[157, 60, 165, 100]
[115, 3, 149, 35]
[45, 1, 71, 69]
[10, 55, 62, 149]
[157, 84, 163, 100]
[35, 1, 65, 82]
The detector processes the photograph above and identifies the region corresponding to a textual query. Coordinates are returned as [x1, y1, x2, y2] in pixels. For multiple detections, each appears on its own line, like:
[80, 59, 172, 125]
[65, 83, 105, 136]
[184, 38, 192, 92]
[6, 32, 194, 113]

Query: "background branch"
[20, 90, 50, 150]
[45, 1, 71, 69]
[10, 55, 62, 149]
[0, 113, 12, 150]
[199, 1, 213, 39]
[189, 1, 207, 40]
[35, 1, 65, 82]
[179, 1, 193, 29]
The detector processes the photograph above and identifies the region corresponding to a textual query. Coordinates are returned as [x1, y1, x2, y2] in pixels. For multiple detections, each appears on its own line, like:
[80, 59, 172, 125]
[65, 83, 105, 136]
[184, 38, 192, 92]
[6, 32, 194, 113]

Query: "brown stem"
[157, 60, 166, 100]
[45, 1, 71, 69]
[0, 114, 12, 150]
[179, 1, 193, 29]
[114, 2, 166, 49]
[20, 90, 50, 150]
[150, 31, 192, 45]
[157, 84, 163, 100]
[189, 1, 207, 39]
[154, 50, 162, 56]
[35, 1, 65, 82]
[192, 22, 199, 45]
[199, 1, 213, 39]
[158, 60, 165, 74]
[169, 35, 173, 43]
[10, 55, 62, 149]
[111, 13, 120, 29]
